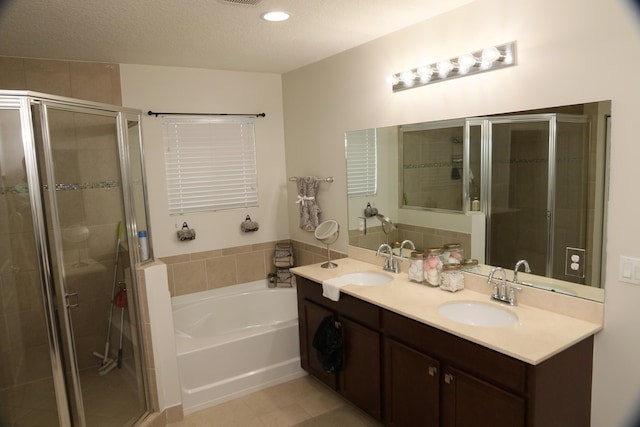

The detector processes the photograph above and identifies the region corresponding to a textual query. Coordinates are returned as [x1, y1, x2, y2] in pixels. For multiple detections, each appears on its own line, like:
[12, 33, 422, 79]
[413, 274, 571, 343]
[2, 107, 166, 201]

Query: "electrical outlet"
[565, 247, 585, 278]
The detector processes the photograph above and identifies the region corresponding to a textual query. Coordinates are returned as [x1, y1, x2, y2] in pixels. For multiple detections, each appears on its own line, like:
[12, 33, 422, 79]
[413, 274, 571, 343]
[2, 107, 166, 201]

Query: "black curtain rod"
[147, 110, 266, 118]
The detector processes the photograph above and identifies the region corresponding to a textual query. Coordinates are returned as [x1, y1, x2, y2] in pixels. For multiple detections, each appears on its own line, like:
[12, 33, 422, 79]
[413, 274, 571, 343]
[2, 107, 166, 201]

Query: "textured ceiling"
[0, 0, 474, 74]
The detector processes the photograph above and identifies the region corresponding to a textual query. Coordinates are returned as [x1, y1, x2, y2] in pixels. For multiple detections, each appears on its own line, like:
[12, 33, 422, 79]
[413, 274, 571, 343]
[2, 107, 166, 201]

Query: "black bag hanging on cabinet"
[312, 315, 343, 374]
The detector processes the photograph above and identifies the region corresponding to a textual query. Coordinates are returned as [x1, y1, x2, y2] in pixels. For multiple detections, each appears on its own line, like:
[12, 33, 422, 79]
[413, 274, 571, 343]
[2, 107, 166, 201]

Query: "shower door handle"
[65, 292, 79, 308]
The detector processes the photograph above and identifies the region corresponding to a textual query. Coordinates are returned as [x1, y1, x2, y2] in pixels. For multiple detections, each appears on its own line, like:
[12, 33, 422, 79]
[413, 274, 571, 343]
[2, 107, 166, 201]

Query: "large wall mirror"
[346, 101, 610, 302]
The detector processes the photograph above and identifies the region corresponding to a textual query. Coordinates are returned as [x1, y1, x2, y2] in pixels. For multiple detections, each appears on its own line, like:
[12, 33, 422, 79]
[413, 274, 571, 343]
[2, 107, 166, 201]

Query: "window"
[346, 128, 377, 197]
[163, 116, 258, 214]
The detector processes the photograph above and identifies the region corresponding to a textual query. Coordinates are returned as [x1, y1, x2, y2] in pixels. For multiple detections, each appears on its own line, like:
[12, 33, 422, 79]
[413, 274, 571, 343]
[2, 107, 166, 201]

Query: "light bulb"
[437, 60, 453, 78]
[457, 53, 476, 74]
[401, 70, 415, 84]
[504, 47, 514, 65]
[386, 75, 400, 85]
[417, 65, 433, 82]
[482, 47, 501, 63]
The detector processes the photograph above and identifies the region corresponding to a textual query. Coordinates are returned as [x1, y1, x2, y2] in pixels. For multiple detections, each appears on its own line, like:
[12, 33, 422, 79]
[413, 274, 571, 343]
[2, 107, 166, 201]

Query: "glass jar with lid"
[461, 258, 479, 273]
[423, 248, 443, 286]
[442, 243, 464, 265]
[440, 263, 465, 292]
[408, 252, 424, 283]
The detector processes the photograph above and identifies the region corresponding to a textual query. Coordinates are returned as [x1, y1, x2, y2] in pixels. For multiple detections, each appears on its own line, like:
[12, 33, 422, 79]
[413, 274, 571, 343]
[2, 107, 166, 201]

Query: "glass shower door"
[486, 114, 591, 282]
[37, 104, 147, 426]
[486, 116, 552, 276]
[0, 107, 65, 425]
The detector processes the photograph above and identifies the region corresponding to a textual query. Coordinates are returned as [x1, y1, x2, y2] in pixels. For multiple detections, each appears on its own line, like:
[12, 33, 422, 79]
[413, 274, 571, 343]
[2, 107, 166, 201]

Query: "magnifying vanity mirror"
[345, 100, 610, 302]
[315, 219, 340, 269]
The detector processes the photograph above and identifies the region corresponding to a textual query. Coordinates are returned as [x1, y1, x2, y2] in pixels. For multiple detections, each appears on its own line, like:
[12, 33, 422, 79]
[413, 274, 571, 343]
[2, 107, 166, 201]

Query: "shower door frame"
[12, 95, 76, 426]
[465, 113, 590, 280]
[5, 91, 152, 426]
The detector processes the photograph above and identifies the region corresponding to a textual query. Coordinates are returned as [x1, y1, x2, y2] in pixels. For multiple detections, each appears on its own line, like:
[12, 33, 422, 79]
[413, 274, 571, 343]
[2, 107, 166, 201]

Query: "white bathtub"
[172, 280, 305, 414]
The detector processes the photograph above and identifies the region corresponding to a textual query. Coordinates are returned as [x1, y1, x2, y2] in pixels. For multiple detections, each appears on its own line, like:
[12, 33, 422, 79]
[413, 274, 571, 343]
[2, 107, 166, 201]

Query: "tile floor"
[167, 375, 382, 427]
[0, 366, 144, 427]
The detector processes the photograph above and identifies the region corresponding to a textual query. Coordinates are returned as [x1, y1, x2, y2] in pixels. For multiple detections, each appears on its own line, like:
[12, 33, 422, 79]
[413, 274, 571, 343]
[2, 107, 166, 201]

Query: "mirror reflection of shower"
[314, 219, 340, 268]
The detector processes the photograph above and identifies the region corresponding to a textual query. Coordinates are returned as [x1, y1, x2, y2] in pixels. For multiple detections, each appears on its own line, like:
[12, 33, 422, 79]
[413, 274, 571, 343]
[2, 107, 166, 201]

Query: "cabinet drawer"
[383, 310, 527, 393]
[296, 276, 380, 329]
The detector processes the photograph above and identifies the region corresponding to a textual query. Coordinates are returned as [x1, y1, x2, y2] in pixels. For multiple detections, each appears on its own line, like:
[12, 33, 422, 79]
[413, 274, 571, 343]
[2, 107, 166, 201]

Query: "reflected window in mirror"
[346, 128, 377, 197]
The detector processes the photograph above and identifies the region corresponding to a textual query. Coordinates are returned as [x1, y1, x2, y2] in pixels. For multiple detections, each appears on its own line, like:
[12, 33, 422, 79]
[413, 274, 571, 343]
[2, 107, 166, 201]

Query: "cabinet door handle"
[428, 366, 438, 377]
[444, 373, 454, 384]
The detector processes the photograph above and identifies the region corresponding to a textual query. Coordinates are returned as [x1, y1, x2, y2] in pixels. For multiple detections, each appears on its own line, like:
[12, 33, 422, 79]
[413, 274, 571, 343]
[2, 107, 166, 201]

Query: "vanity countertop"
[291, 258, 603, 365]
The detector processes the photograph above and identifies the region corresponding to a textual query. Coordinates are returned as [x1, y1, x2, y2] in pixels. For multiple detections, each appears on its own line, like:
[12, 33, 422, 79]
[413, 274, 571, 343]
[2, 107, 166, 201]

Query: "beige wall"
[120, 65, 290, 259]
[282, 0, 640, 425]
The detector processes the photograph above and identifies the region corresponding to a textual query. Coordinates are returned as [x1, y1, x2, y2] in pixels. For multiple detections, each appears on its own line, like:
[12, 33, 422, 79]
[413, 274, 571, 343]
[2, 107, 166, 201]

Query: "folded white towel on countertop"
[322, 277, 347, 301]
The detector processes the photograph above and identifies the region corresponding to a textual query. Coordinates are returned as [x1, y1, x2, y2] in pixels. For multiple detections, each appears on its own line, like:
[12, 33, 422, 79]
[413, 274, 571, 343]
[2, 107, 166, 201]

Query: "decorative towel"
[274, 243, 294, 267]
[296, 176, 321, 231]
[312, 315, 343, 374]
[322, 277, 347, 301]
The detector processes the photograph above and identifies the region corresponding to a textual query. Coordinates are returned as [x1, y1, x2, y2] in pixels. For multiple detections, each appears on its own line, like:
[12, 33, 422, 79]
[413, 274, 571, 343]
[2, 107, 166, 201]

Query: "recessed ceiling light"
[261, 11, 291, 22]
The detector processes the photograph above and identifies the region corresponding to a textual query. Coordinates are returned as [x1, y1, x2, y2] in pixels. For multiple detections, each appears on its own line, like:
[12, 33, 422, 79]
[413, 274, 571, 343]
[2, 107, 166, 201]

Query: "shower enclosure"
[466, 112, 601, 285]
[0, 91, 152, 426]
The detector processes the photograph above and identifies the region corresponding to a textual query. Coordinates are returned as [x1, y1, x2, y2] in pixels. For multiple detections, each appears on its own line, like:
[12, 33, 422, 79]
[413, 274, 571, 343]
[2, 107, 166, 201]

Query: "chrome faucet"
[513, 259, 531, 283]
[487, 266, 522, 306]
[376, 243, 399, 273]
[398, 239, 416, 258]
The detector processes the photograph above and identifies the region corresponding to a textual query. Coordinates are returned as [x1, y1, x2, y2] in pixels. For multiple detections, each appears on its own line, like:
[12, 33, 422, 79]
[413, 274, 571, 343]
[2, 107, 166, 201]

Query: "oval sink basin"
[438, 301, 519, 327]
[336, 272, 394, 286]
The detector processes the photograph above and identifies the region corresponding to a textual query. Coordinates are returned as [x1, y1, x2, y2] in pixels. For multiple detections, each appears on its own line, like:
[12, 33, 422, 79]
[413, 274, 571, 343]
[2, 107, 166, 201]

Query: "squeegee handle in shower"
[99, 222, 123, 366]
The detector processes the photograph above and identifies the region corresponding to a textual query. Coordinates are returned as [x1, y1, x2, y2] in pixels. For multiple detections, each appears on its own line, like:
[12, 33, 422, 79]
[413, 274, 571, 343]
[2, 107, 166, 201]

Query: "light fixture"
[261, 11, 291, 22]
[388, 41, 517, 92]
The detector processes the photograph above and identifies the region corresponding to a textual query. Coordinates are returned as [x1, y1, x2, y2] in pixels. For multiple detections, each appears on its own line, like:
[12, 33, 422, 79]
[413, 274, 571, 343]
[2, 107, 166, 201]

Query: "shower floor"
[0, 365, 143, 426]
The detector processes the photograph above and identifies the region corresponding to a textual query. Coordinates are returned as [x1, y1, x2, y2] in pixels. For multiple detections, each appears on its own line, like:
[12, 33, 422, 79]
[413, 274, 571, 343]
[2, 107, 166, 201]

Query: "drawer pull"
[444, 373, 454, 384]
[428, 366, 438, 377]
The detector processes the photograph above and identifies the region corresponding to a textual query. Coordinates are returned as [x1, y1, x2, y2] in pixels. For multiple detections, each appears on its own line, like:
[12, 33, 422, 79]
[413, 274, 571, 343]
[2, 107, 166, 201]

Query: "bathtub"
[172, 280, 305, 414]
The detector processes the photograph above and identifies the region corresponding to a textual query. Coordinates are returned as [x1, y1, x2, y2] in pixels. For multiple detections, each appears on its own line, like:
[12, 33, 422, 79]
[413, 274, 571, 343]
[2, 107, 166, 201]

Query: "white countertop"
[291, 258, 603, 365]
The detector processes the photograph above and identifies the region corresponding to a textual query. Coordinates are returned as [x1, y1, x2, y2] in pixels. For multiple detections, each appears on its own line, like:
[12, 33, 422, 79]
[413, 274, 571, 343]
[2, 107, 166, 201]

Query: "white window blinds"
[346, 128, 377, 197]
[163, 116, 258, 214]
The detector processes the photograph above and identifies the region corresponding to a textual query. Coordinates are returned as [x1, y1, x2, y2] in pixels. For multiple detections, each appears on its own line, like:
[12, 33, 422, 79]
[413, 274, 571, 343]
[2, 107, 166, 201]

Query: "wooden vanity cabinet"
[384, 310, 593, 427]
[384, 338, 440, 426]
[296, 276, 382, 420]
[295, 276, 594, 427]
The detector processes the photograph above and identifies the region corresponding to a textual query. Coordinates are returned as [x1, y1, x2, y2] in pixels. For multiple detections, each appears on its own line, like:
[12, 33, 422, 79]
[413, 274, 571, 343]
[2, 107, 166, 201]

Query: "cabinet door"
[299, 299, 338, 389]
[384, 338, 439, 427]
[340, 316, 382, 420]
[441, 367, 525, 427]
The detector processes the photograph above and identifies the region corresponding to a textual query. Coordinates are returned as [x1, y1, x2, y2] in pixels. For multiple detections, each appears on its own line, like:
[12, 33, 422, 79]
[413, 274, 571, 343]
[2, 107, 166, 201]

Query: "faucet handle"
[390, 255, 400, 273]
[491, 282, 500, 299]
[508, 286, 522, 305]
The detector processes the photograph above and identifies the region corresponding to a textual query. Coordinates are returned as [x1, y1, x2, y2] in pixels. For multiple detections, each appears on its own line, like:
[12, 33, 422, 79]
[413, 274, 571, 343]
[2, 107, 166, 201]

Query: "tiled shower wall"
[0, 56, 122, 105]
[0, 57, 125, 388]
